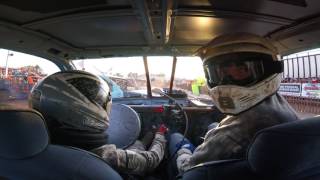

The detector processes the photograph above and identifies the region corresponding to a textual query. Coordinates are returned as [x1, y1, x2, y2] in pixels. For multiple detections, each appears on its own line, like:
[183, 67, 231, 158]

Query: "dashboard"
[114, 97, 225, 146]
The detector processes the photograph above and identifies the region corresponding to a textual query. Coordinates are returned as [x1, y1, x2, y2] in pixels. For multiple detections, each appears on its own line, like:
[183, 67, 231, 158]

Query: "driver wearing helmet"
[219, 60, 253, 86]
[169, 33, 300, 174]
[29, 70, 167, 175]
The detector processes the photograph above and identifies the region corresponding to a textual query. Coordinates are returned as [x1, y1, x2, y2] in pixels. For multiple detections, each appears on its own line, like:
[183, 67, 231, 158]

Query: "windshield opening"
[73, 57, 146, 98]
[72, 56, 212, 103]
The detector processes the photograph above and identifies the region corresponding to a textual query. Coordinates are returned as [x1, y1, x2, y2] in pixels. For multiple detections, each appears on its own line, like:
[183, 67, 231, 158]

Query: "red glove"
[157, 124, 168, 135]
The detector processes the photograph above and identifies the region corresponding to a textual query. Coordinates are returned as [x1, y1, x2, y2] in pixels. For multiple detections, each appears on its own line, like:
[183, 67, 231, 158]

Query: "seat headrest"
[248, 117, 320, 178]
[0, 109, 49, 159]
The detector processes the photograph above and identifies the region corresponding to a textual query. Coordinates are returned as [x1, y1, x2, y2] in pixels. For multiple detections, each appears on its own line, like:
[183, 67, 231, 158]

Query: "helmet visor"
[67, 77, 112, 111]
[95, 78, 112, 113]
[204, 52, 282, 88]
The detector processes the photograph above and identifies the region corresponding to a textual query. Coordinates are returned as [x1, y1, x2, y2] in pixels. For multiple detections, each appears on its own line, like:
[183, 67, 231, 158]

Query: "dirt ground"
[0, 99, 29, 109]
[0, 89, 29, 108]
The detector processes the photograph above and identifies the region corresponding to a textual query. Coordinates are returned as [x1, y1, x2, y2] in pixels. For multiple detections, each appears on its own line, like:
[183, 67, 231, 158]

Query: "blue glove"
[181, 143, 195, 152]
[176, 139, 195, 153]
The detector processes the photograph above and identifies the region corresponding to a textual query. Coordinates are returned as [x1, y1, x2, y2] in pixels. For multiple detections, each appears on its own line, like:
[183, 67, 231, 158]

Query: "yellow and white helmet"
[198, 33, 283, 115]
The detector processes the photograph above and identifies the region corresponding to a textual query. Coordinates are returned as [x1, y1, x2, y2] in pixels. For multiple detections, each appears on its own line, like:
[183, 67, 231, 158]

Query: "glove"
[157, 124, 168, 135]
[176, 139, 195, 153]
[181, 143, 195, 153]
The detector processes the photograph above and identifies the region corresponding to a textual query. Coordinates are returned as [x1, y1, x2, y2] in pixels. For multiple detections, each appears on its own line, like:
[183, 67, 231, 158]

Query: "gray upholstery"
[182, 159, 257, 180]
[248, 116, 320, 179]
[183, 117, 320, 180]
[0, 109, 122, 180]
[0, 109, 48, 159]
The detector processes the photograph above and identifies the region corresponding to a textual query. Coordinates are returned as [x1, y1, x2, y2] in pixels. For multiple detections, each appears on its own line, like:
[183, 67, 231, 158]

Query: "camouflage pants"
[92, 133, 166, 175]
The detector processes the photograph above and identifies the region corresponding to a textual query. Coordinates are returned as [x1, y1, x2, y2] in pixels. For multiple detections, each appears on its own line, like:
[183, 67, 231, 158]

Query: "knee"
[169, 133, 185, 147]
[169, 133, 192, 154]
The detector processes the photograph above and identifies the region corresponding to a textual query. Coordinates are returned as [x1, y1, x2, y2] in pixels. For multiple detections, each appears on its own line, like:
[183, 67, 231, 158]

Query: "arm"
[92, 126, 167, 175]
[119, 133, 166, 174]
[176, 119, 243, 173]
[176, 147, 193, 173]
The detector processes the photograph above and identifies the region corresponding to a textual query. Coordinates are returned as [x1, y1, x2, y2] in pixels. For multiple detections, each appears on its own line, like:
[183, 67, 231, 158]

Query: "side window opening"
[280, 48, 320, 117]
[0, 49, 60, 108]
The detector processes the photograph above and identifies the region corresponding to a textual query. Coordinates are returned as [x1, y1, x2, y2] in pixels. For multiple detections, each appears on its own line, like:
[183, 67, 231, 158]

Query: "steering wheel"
[153, 88, 189, 137]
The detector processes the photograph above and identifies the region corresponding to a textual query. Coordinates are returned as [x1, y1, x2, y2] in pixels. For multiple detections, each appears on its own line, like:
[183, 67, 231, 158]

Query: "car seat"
[183, 116, 320, 180]
[0, 108, 122, 180]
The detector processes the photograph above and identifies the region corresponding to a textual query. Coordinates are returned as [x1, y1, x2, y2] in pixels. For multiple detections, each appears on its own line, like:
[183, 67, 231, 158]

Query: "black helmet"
[29, 70, 112, 150]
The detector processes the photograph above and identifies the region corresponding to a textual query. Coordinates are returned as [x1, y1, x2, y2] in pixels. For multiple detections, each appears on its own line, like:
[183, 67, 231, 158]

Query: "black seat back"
[182, 159, 257, 180]
[0, 109, 48, 159]
[183, 117, 320, 180]
[248, 116, 320, 179]
[0, 109, 122, 180]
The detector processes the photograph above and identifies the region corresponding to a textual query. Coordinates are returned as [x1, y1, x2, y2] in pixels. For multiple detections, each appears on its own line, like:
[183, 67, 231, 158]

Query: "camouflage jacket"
[177, 93, 299, 173]
[92, 133, 166, 175]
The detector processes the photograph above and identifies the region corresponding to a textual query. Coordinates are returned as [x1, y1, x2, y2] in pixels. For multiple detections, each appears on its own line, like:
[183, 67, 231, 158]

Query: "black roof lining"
[0, 0, 109, 13]
[268, 0, 307, 7]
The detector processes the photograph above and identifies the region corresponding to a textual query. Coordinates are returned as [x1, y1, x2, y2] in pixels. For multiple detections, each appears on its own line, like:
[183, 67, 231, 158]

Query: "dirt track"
[0, 89, 29, 108]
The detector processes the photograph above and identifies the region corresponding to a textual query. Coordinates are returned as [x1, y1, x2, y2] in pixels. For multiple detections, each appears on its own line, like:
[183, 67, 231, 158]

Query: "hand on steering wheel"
[157, 124, 168, 135]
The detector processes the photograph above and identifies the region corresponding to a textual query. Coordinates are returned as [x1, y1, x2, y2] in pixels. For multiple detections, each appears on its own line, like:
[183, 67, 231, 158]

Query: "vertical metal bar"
[129, 0, 155, 44]
[5, 50, 11, 77]
[286, 59, 290, 78]
[296, 56, 300, 80]
[302, 57, 306, 78]
[143, 56, 152, 98]
[308, 54, 312, 78]
[169, 56, 177, 94]
[282, 59, 285, 79]
[315, 55, 318, 77]
[162, 0, 173, 44]
[291, 58, 295, 78]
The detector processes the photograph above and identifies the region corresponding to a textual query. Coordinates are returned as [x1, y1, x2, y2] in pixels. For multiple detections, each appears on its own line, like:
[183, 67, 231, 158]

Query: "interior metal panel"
[29, 16, 147, 47]
[0, 0, 319, 61]
[170, 17, 282, 45]
[206, 0, 318, 20]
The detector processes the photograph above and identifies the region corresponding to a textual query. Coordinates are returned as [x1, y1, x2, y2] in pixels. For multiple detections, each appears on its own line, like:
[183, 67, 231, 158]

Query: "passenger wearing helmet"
[169, 33, 300, 174]
[29, 70, 167, 175]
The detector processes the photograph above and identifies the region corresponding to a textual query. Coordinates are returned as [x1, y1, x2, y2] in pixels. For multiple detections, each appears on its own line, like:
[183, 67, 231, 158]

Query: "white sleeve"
[176, 148, 193, 173]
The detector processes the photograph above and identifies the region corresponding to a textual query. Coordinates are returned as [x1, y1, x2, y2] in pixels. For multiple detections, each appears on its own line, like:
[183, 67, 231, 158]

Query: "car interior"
[0, 108, 122, 180]
[0, 0, 320, 179]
